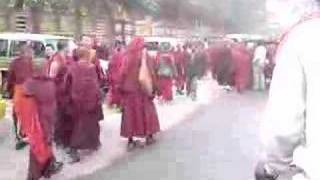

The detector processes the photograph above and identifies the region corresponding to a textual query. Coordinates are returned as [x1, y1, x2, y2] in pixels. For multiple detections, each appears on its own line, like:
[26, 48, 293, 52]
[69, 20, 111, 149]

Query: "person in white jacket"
[256, 0, 320, 180]
[253, 43, 267, 91]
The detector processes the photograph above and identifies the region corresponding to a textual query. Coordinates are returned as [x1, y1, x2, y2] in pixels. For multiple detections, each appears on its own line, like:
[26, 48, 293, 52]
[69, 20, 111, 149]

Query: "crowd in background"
[6, 34, 278, 180]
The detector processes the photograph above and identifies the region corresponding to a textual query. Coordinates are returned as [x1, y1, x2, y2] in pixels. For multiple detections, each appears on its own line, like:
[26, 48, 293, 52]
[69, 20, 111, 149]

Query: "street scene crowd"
[5, 32, 278, 180]
[1, 0, 320, 179]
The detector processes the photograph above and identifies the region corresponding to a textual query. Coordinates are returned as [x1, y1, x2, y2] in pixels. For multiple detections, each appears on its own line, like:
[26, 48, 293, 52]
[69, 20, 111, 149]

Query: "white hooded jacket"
[261, 17, 320, 180]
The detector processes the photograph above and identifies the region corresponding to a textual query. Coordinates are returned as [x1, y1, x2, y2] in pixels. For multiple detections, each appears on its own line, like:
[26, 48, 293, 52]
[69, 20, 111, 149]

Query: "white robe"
[261, 18, 320, 180]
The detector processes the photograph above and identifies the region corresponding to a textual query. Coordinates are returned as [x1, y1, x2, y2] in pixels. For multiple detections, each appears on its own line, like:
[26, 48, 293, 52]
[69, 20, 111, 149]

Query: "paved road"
[78, 91, 267, 180]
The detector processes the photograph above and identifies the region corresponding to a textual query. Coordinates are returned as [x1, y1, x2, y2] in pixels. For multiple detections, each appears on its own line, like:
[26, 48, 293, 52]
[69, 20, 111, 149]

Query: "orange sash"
[13, 85, 52, 164]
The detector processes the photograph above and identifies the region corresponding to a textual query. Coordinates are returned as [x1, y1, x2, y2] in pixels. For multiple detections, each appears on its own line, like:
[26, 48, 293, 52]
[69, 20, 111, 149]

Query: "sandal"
[146, 136, 156, 146]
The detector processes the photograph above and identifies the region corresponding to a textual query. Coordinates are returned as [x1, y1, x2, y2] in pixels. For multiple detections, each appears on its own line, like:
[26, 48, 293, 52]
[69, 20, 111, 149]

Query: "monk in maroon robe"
[231, 43, 252, 93]
[208, 43, 225, 80]
[7, 45, 33, 150]
[24, 65, 63, 180]
[49, 42, 73, 149]
[119, 37, 160, 149]
[65, 47, 103, 161]
[174, 45, 187, 95]
[215, 44, 235, 88]
[156, 51, 176, 102]
[107, 47, 124, 107]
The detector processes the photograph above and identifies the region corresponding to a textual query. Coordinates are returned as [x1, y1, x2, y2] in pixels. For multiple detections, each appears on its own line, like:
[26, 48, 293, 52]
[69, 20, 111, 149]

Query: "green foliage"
[48, 0, 71, 12]
[127, 0, 160, 16]
[0, 0, 14, 8]
[25, 0, 46, 8]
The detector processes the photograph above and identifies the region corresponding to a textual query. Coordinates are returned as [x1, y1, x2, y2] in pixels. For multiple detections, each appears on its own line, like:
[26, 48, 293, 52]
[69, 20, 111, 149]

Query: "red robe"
[232, 44, 252, 92]
[208, 44, 225, 79]
[48, 53, 73, 147]
[214, 45, 235, 86]
[24, 75, 56, 180]
[174, 49, 187, 91]
[7, 57, 33, 136]
[65, 61, 103, 150]
[156, 53, 175, 101]
[107, 50, 124, 106]
[119, 37, 160, 138]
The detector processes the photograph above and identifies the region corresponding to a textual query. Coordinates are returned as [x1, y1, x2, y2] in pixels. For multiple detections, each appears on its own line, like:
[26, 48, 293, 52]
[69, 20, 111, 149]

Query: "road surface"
[78, 91, 267, 180]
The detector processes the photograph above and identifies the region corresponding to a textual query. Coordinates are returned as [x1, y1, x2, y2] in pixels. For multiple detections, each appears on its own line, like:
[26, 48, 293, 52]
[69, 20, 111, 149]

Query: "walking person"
[252, 41, 267, 91]
[119, 37, 160, 150]
[24, 64, 63, 180]
[7, 45, 34, 150]
[231, 42, 252, 93]
[156, 46, 176, 103]
[65, 47, 103, 162]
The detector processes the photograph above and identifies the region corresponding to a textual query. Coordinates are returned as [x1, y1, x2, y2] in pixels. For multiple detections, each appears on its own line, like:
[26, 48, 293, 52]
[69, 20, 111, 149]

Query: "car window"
[31, 41, 45, 58]
[46, 39, 70, 51]
[9, 40, 45, 58]
[0, 39, 8, 57]
[160, 42, 171, 51]
[9, 40, 27, 57]
[145, 42, 159, 51]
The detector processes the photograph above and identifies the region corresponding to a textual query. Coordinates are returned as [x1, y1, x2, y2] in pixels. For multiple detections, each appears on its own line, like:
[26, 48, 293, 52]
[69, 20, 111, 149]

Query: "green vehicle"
[0, 33, 76, 95]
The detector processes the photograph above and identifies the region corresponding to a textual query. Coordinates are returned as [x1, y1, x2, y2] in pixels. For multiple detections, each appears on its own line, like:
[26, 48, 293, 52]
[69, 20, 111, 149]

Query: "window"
[10, 40, 27, 57]
[145, 42, 159, 51]
[160, 42, 171, 52]
[31, 41, 45, 58]
[0, 40, 8, 57]
[9, 40, 45, 58]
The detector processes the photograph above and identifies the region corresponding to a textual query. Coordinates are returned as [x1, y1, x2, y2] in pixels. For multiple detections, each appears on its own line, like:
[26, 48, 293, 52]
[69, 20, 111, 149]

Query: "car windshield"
[145, 42, 159, 51]
[10, 40, 45, 58]
[0, 39, 8, 57]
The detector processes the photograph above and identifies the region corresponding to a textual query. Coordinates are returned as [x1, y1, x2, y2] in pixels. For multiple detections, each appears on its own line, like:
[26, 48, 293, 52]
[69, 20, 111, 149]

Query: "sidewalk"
[0, 78, 221, 180]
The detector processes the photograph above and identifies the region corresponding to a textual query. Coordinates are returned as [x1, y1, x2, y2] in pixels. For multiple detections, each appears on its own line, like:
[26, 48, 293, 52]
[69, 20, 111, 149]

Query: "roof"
[226, 34, 265, 41]
[0, 33, 72, 41]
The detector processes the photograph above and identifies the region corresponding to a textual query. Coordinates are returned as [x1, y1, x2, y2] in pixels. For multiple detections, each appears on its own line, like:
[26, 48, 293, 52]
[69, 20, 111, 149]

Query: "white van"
[0, 33, 76, 94]
[144, 36, 185, 57]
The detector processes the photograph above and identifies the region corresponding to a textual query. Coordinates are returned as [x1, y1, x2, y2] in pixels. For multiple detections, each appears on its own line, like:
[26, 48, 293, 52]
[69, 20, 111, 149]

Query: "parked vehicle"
[0, 33, 76, 94]
[144, 36, 184, 57]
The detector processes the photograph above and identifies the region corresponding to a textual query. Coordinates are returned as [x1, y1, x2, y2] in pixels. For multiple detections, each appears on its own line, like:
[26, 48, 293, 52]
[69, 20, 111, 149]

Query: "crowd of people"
[208, 39, 278, 93]
[6, 34, 278, 180]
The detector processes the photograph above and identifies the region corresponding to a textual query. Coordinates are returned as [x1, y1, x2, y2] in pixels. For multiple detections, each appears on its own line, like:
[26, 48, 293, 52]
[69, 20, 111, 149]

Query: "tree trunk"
[4, 8, 13, 31]
[74, 9, 83, 40]
[54, 12, 62, 32]
[14, 0, 24, 10]
[101, 0, 115, 39]
[30, 7, 42, 33]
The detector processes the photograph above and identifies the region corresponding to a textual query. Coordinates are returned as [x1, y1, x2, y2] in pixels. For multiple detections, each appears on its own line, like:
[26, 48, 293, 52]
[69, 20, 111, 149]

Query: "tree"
[48, 0, 71, 31]
[25, 0, 46, 33]
[0, 0, 15, 31]
[14, 0, 24, 10]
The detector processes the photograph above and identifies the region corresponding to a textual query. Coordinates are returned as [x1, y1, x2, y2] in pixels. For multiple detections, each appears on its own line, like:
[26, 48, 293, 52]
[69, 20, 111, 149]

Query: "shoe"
[44, 161, 63, 178]
[146, 136, 156, 146]
[127, 140, 137, 151]
[68, 149, 80, 164]
[15, 140, 28, 150]
[127, 139, 143, 151]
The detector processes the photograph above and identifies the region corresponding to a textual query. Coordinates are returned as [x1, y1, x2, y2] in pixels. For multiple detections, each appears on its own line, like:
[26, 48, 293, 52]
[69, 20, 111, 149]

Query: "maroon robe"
[65, 61, 103, 150]
[24, 75, 56, 180]
[119, 37, 160, 138]
[49, 53, 73, 147]
[174, 48, 187, 91]
[7, 57, 33, 95]
[232, 44, 252, 92]
[214, 45, 235, 86]
[7, 57, 33, 137]
[107, 50, 124, 106]
[156, 53, 175, 101]
[208, 44, 225, 80]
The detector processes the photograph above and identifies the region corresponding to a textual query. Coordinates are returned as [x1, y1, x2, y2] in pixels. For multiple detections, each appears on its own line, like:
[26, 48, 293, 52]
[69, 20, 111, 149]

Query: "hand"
[255, 162, 279, 180]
